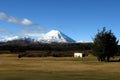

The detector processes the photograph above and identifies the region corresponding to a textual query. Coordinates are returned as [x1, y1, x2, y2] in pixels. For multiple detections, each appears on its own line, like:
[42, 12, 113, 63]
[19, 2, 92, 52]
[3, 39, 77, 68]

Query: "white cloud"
[0, 12, 35, 26]
[0, 26, 46, 41]
[0, 29, 13, 34]
[7, 16, 19, 24]
[0, 12, 7, 19]
[21, 18, 34, 26]
[20, 26, 46, 37]
[24, 33, 45, 37]
[0, 29, 20, 41]
[24, 27, 46, 34]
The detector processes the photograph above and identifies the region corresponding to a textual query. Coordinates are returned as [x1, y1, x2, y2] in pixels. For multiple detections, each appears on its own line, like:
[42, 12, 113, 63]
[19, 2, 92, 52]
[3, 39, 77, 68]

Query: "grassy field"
[0, 54, 120, 80]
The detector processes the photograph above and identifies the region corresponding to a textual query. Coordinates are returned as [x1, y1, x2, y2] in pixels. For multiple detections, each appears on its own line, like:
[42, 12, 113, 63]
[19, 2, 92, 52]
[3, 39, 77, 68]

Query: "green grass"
[0, 54, 120, 80]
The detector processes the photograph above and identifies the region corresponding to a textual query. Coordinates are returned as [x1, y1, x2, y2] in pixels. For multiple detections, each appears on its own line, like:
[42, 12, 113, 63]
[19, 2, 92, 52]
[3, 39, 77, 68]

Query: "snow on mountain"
[1, 36, 20, 42]
[77, 40, 92, 43]
[37, 30, 76, 43]
[0, 30, 76, 43]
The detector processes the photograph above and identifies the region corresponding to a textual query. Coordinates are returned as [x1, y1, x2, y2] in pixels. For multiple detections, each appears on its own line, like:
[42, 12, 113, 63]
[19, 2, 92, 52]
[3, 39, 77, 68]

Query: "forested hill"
[1, 40, 120, 57]
[0, 39, 93, 52]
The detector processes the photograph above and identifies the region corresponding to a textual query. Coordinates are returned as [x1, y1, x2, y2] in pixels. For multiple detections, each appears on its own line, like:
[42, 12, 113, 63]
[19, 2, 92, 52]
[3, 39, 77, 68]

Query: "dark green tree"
[92, 27, 119, 62]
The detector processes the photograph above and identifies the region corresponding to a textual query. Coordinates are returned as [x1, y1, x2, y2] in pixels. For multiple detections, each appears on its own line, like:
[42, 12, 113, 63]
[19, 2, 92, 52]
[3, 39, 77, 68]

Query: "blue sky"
[0, 0, 120, 42]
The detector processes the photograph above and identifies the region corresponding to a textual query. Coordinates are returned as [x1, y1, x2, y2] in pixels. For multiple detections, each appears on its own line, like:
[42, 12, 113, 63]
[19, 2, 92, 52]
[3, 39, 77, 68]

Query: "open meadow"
[0, 54, 120, 80]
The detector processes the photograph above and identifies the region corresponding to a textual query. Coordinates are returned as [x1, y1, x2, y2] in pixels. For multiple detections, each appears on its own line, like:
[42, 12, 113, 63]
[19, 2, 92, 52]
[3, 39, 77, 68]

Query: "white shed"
[74, 53, 85, 58]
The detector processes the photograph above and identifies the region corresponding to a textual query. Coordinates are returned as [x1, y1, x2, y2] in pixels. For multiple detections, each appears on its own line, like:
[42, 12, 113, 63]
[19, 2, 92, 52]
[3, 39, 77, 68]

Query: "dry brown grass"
[0, 54, 119, 73]
[0, 54, 120, 80]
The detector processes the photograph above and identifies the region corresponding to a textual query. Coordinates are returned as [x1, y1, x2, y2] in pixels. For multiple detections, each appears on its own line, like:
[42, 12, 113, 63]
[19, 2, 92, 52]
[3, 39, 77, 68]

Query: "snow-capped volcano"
[0, 30, 76, 43]
[37, 30, 76, 43]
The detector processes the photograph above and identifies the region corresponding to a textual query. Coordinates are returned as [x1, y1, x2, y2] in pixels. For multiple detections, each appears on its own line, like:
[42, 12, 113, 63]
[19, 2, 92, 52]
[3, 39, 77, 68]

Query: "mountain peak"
[38, 30, 76, 43]
[46, 30, 61, 36]
[1, 30, 76, 43]
[47, 30, 60, 33]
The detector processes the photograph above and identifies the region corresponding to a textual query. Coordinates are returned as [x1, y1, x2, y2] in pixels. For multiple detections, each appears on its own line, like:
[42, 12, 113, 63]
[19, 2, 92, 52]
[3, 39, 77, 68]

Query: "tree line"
[0, 42, 93, 52]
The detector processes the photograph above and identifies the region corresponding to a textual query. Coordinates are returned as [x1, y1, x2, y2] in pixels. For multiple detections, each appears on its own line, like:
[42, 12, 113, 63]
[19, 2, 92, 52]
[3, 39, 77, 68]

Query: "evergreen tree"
[92, 27, 119, 62]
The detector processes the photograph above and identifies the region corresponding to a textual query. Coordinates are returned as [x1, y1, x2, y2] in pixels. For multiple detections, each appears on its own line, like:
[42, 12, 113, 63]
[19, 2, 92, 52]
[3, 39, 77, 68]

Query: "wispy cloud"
[0, 29, 18, 41]
[0, 12, 46, 40]
[21, 18, 34, 26]
[0, 26, 46, 39]
[21, 27, 46, 37]
[7, 16, 19, 24]
[0, 12, 35, 26]
[0, 12, 7, 19]
[0, 29, 13, 34]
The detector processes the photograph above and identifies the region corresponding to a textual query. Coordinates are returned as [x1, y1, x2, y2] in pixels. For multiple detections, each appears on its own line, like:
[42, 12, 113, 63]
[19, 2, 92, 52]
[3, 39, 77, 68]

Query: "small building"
[74, 53, 86, 58]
